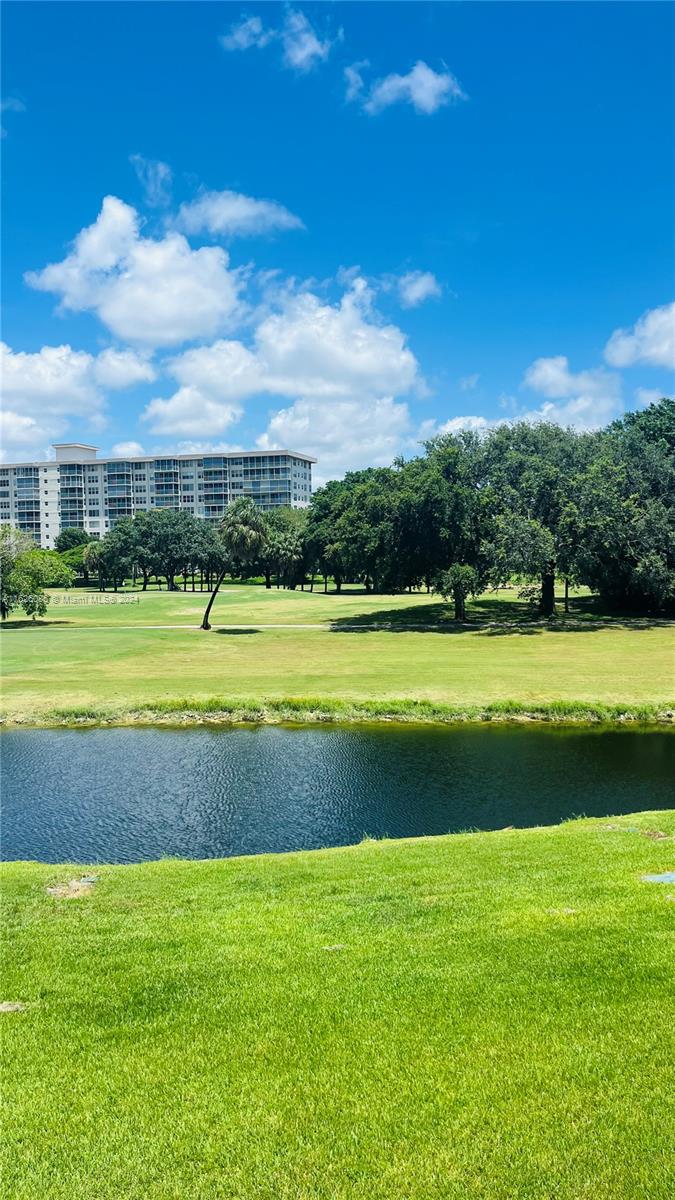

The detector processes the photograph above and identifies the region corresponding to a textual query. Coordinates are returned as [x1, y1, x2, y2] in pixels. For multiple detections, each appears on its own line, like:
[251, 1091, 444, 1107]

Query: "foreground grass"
[1, 587, 673, 719]
[3, 813, 674, 1199]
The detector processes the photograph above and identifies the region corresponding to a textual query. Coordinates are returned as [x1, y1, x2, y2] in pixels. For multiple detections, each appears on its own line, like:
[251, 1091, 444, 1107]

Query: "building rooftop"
[3, 444, 317, 468]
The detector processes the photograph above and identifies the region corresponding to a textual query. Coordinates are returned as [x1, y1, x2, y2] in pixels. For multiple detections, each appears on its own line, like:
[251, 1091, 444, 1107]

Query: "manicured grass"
[0, 581, 622, 628]
[1, 586, 672, 720]
[3, 813, 674, 1199]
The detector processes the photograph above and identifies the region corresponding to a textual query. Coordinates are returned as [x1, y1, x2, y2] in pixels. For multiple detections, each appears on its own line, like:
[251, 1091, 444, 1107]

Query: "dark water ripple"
[1, 725, 673, 864]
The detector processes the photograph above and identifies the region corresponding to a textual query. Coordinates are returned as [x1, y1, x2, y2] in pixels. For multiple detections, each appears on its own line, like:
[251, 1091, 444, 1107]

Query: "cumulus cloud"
[177, 189, 303, 238]
[437, 414, 490, 434]
[93, 348, 156, 388]
[111, 440, 146, 457]
[1, 342, 103, 459]
[259, 396, 410, 480]
[220, 9, 337, 73]
[25, 195, 243, 347]
[522, 355, 622, 428]
[604, 302, 675, 370]
[142, 387, 243, 437]
[425, 353, 627, 446]
[363, 62, 466, 116]
[141, 277, 420, 469]
[0, 341, 156, 460]
[634, 386, 671, 407]
[396, 270, 442, 309]
[129, 154, 173, 208]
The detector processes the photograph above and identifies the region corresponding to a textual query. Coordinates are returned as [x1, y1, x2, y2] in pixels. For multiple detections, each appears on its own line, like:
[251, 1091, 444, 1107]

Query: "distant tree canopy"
[37, 398, 674, 620]
[1, 526, 75, 619]
[302, 400, 674, 616]
[54, 526, 91, 553]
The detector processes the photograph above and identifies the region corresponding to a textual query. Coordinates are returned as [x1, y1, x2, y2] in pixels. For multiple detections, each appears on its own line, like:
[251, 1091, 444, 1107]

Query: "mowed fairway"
[3, 812, 674, 1200]
[1, 586, 673, 717]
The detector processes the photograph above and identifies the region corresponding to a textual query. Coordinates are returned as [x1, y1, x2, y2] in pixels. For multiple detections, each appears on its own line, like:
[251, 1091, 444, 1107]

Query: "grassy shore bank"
[3, 812, 674, 1199]
[1, 586, 673, 720]
[2, 696, 674, 727]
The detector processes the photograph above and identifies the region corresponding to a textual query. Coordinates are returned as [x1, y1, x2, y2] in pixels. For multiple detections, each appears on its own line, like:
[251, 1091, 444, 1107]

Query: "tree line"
[2, 399, 673, 623]
[304, 398, 674, 618]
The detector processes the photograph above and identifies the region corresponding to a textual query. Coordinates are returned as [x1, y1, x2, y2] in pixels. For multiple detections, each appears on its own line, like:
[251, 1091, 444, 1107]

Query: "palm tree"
[276, 529, 303, 589]
[200, 498, 268, 630]
[82, 539, 103, 590]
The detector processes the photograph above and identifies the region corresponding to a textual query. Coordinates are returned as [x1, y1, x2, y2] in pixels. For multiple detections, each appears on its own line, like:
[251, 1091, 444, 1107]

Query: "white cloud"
[281, 9, 336, 73]
[397, 270, 442, 309]
[93, 348, 156, 388]
[459, 373, 479, 392]
[604, 302, 675, 370]
[142, 340, 258, 436]
[168, 339, 262, 398]
[437, 414, 490, 434]
[177, 189, 303, 238]
[523, 355, 622, 428]
[220, 15, 274, 52]
[141, 278, 420, 467]
[25, 195, 243, 348]
[634, 386, 671, 407]
[0, 410, 47, 459]
[344, 61, 368, 104]
[254, 278, 419, 398]
[220, 9, 336, 73]
[111, 440, 146, 457]
[364, 61, 466, 116]
[0, 341, 158, 461]
[142, 387, 243, 437]
[129, 154, 173, 207]
[0, 342, 103, 460]
[259, 396, 411, 481]
[2, 342, 99, 409]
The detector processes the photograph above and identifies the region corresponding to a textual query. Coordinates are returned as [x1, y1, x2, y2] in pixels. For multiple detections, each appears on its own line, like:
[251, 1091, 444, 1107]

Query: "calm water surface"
[2, 725, 673, 863]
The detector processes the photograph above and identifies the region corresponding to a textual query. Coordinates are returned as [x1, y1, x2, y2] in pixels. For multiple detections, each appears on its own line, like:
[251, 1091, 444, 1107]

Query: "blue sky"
[2, 0, 673, 478]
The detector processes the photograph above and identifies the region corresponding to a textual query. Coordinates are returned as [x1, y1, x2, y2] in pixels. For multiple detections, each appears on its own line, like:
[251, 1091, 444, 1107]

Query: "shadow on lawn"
[214, 628, 260, 635]
[0, 619, 74, 630]
[328, 596, 670, 636]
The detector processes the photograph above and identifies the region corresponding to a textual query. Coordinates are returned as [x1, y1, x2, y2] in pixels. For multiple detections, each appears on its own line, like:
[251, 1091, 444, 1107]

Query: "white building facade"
[0, 444, 316, 549]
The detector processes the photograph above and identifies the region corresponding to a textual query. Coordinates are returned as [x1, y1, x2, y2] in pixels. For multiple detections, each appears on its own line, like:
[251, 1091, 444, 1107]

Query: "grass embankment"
[1, 586, 673, 723]
[3, 813, 674, 1199]
[6, 697, 673, 727]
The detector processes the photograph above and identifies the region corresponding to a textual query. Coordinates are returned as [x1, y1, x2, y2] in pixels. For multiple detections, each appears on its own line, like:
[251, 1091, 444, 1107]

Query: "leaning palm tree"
[200, 498, 268, 630]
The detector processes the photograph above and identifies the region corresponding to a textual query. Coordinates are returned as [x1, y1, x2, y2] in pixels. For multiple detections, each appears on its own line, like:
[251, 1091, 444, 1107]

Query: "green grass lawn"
[1, 586, 673, 719]
[3, 813, 674, 1199]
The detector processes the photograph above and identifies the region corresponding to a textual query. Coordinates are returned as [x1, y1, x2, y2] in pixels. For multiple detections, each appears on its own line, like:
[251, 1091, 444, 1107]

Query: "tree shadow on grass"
[328, 595, 671, 636]
[214, 628, 260, 635]
[0, 619, 74, 630]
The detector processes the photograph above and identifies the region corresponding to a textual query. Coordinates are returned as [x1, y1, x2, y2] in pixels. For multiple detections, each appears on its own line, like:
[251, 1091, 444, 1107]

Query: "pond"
[2, 725, 673, 864]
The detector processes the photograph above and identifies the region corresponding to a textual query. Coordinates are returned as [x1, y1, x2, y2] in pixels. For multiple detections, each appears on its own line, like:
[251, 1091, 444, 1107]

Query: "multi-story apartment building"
[0, 443, 316, 549]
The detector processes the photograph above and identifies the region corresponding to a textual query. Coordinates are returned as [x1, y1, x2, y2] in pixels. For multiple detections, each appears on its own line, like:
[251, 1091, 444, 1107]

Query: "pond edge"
[1, 696, 674, 729]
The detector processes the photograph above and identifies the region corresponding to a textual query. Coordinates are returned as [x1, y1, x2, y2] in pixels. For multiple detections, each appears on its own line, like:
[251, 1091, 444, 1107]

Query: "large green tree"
[54, 527, 91, 553]
[483, 422, 587, 616]
[562, 400, 675, 611]
[1, 526, 75, 619]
